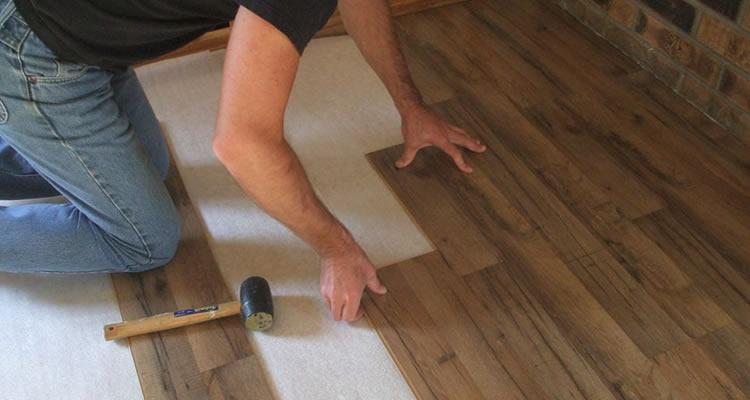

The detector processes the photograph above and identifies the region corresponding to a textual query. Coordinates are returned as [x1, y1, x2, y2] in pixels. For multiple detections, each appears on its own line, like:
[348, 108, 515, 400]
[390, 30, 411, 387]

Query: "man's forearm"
[215, 134, 354, 257]
[338, 0, 423, 115]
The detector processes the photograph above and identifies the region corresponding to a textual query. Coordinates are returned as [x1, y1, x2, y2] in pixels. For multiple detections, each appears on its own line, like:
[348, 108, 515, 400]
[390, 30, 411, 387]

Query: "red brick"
[607, 0, 637, 27]
[640, 0, 696, 32]
[637, 12, 722, 84]
[697, 14, 750, 73]
[719, 68, 750, 112]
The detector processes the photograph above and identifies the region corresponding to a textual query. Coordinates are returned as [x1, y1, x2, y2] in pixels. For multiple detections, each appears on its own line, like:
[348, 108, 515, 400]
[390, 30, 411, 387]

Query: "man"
[0, 0, 485, 321]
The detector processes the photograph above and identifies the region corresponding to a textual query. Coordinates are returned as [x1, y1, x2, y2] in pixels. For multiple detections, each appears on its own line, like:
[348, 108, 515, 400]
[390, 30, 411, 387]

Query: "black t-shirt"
[13, 0, 338, 71]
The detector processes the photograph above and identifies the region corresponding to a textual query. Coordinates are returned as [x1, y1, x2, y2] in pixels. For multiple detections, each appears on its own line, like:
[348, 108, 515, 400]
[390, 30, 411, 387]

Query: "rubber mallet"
[104, 276, 273, 341]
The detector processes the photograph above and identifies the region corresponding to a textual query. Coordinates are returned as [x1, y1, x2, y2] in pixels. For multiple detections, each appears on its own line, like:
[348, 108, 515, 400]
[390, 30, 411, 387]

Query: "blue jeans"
[0, 0, 180, 272]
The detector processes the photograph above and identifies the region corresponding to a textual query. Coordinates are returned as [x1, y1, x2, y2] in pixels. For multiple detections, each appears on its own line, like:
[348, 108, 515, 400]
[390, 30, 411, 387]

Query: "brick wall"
[556, 0, 750, 138]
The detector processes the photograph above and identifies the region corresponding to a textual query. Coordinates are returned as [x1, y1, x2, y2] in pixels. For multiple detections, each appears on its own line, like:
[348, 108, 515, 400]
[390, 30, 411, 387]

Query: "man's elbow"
[212, 127, 284, 167]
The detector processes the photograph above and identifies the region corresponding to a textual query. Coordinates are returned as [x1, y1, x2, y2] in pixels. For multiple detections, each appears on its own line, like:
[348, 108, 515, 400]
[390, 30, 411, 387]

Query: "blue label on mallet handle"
[174, 305, 219, 317]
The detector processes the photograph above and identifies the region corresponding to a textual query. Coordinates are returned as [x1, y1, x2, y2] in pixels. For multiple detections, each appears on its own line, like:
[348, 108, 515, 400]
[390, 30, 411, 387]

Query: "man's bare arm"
[214, 7, 385, 322]
[338, 0, 486, 171]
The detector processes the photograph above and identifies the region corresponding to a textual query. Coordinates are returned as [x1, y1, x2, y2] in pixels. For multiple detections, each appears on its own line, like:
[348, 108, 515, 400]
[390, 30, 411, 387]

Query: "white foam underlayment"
[0, 36, 433, 399]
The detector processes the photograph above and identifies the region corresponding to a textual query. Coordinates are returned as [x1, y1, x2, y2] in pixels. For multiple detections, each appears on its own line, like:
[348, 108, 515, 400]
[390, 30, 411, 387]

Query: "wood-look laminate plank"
[363, 260, 488, 400]
[363, 1, 750, 398]
[112, 270, 209, 399]
[398, 1, 750, 273]
[395, 0, 739, 335]
[621, 70, 750, 188]
[634, 209, 750, 333]
[383, 100, 691, 358]
[653, 340, 749, 400]
[476, 0, 750, 199]
[201, 357, 275, 400]
[367, 144, 680, 399]
[110, 152, 272, 399]
[367, 151, 499, 276]
[462, 266, 617, 400]
[384, 253, 542, 399]
[696, 324, 750, 395]
[394, 4, 665, 221]
[446, 90, 732, 339]
[461, 0, 750, 267]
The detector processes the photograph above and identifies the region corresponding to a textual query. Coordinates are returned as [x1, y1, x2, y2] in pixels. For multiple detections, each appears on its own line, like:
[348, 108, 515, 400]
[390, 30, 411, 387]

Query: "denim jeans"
[0, 0, 180, 272]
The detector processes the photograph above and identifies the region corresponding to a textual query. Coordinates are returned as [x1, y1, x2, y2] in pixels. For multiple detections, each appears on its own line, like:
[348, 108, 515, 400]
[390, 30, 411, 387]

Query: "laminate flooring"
[111, 147, 274, 400]
[362, 0, 750, 398]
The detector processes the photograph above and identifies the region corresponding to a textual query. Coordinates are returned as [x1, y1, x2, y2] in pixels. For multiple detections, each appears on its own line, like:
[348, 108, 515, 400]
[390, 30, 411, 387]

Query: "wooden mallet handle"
[104, 301, 240, 341]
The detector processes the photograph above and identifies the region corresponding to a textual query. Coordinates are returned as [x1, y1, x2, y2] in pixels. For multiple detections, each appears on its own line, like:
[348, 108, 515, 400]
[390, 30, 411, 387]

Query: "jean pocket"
[21, 31, 92, 83]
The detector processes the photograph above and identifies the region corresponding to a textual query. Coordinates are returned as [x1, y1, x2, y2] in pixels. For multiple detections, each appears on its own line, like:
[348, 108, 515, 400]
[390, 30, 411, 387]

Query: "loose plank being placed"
[110, 150, 273, 400]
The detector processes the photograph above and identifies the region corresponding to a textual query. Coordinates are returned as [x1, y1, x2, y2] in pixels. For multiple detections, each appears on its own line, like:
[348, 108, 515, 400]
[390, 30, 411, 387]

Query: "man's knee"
[123, 206, 181, 272]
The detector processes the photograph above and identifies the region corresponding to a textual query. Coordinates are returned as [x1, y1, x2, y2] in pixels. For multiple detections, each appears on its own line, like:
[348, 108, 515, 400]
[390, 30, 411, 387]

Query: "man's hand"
[320, 243, 387, 322]
[396, 105, 487, 173]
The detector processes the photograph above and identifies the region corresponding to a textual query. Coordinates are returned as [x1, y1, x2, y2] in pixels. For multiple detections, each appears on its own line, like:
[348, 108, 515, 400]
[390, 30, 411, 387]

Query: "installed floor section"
[362, 0, 750, 399]
[135, 37, 434, 399]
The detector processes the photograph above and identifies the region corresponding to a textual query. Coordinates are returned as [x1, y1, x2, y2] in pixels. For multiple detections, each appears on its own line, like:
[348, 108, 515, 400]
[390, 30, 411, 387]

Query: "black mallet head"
[240, 277, 274, 331]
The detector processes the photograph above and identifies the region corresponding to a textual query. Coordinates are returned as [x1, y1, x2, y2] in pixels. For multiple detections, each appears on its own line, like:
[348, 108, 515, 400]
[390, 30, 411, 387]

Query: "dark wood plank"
[445, 92, 732, 339]
[653, 340, 749, 400]
[634, 209, 750, 333]
[395, 3, 666, 221]
[110, 151, 273, 399]
[367, 150, 499, 276]
[363, 1, 750, 397]
[397, 0, 750, 272]
[363, 258, 488, 400]
[374, 252, 543, 399]
[201, 357, 275, 400]
[463, 266, 617, 400]
[367, 144, 680, 399]
[696, 324, 750, 395]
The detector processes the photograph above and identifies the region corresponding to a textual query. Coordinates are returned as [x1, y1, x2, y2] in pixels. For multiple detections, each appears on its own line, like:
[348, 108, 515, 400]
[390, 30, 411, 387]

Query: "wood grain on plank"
[696, 324, 750, 395]
[367, 140, 677, 399]
[397, 1, 738, 338]
[363, 0, 750, 398]
[363, 262, 487, 400]
[635, 209, 750, 333]
[110, 153, 272, 399]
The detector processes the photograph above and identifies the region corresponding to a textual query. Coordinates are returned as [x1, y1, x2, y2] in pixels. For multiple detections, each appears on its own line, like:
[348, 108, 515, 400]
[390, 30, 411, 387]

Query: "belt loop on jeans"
[0, 1, 29, 52]
[0, 0, 14, 28]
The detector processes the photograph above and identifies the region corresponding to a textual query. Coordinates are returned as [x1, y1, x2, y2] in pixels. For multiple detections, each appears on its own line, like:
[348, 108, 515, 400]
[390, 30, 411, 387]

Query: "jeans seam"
[31, 103, 156, 267]
[0, 170, 43, 177]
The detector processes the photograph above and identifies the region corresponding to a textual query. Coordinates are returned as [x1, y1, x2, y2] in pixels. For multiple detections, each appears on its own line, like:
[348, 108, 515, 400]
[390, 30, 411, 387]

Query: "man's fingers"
[366, 273, 388, 295]
[331, 298, 344, 321]
[450, 125, 468, 135]
[449, 131, 486, 153]
[342, 293, 363, 322]
[395, 144, 420, 169]
[355, 306, 364, 321]
[439, 141, 473, 173]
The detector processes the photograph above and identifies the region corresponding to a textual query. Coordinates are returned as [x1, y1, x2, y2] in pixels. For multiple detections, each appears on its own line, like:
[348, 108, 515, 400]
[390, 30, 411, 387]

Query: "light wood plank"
[110, 152, 273, 399]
